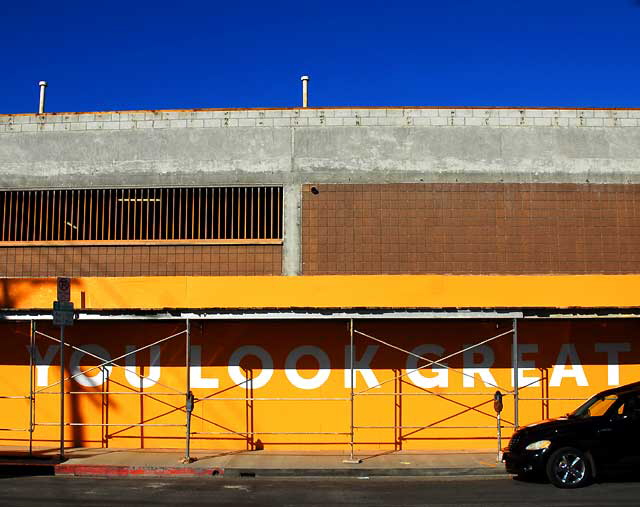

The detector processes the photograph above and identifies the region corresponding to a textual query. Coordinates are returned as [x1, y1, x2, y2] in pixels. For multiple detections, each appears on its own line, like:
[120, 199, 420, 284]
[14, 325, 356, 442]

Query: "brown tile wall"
[302, 183, 640, 275]
[0, 244, 282, 277]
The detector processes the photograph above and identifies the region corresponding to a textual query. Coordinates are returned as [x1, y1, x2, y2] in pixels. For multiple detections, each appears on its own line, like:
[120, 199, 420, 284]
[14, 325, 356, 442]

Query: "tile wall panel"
[0, 245, 282, 277]
[302, 183, 640, 274]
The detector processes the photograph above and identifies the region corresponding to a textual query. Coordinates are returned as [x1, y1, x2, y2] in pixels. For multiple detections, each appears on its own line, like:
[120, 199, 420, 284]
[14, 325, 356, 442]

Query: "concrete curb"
[55, 464, 224, 477]
[222, 467, 507, 478]
[53, 464, 506, 478]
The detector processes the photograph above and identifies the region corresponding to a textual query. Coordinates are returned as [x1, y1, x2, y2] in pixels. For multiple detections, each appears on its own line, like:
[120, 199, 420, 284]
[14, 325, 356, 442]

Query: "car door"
[598, 394, 640, 461]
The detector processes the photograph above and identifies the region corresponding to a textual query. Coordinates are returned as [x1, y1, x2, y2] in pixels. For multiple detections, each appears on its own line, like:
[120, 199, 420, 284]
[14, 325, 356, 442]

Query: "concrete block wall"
[2, 107, 640, 133]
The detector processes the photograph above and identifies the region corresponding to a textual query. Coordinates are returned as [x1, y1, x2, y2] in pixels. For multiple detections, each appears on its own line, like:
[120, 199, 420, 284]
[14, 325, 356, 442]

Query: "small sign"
[53, 301, 74, 327]
[57, 277, 71, 303]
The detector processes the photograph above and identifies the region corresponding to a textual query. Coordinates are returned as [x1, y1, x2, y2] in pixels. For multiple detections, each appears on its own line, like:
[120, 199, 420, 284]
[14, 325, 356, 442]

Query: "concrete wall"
[2, 107, 640, 276]
[1, 108, 640, 189]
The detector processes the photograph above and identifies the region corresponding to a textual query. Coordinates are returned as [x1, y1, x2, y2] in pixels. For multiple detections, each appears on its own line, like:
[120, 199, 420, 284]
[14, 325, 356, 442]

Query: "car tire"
[545, 447, 593, 488]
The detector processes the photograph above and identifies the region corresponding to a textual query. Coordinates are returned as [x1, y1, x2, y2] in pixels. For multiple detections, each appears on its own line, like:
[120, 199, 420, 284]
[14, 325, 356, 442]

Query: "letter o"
[70, 345, 113, 387]
[285, 346, 331, 390]
[228, 345, 274, 389]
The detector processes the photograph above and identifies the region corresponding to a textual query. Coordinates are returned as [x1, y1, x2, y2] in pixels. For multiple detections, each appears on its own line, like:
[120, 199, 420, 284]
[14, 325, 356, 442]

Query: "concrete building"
[1, 106, 639, 455]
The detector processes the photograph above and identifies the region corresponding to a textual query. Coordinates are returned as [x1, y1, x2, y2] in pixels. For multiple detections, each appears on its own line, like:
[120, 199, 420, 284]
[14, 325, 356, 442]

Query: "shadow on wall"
[0, 277, 101, 451]
[1, 278, 51, 309]
[0, 278, 86, 310]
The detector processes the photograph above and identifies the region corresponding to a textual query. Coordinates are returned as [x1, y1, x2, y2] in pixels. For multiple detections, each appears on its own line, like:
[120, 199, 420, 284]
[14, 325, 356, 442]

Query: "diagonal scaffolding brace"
[32, 323, 190, 458]
[347, 320, 520, 462]
[34, 329, 187, 395]
[354, 328, 515, 395]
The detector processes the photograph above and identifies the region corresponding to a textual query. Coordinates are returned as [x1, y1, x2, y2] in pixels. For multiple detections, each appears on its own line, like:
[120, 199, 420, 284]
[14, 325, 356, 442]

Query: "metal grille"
[0, 187, 282, 243]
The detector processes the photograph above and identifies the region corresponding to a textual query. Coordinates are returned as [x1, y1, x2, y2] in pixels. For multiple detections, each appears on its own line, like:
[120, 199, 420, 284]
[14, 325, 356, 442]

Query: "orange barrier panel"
[0, 319, 638, 452]
[1, 274, 640, 310]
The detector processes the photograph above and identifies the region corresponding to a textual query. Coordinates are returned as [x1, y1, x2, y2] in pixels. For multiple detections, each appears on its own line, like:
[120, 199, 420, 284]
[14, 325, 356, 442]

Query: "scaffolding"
[0, 309, 623, 462]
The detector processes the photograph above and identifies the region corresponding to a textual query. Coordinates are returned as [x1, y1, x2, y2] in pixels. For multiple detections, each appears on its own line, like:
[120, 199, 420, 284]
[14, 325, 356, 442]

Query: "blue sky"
[2, 0, 640, 113]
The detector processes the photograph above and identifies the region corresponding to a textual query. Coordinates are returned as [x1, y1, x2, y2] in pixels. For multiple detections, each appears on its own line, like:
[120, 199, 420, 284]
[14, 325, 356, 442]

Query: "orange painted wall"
[0, 319, 638, 451]
[2, 274, 640, 310]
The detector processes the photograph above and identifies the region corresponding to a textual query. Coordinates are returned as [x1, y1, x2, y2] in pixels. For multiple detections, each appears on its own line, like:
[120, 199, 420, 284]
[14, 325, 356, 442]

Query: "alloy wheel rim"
[555, 453, 586, 485]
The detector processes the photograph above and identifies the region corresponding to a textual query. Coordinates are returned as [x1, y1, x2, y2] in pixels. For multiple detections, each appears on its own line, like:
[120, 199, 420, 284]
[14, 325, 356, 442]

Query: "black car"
[503, 381, 640, 488]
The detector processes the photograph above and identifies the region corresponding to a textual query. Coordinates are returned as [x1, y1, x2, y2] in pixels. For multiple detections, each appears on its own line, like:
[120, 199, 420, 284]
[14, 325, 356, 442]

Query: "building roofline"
[2, 105, 640, 117]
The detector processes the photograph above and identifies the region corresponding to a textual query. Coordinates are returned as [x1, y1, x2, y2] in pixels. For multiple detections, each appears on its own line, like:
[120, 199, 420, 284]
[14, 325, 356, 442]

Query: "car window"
[573, 395, 619, 418]
[617, 394, 640, 417]
[590, 396, 618, 416]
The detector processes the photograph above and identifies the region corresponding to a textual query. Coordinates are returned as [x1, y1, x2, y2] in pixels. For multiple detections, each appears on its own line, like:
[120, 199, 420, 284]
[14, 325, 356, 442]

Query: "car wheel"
[545, 447, 593, 488]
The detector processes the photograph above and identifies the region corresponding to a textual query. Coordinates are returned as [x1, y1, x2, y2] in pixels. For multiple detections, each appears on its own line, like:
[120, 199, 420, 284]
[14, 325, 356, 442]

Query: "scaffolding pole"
[343, 319, 361, 464]
[183, 319, 194, 463]
[6, 316, 527, 461]
[59, 324, 65, 460]
[351, 322, 517, 458]
[29, 321, 35, 456]
[513, 318, 519, 429]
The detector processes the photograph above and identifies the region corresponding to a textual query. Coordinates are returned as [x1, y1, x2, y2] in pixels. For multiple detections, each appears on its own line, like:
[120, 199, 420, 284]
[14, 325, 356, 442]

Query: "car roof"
[598, 381, 640, 398]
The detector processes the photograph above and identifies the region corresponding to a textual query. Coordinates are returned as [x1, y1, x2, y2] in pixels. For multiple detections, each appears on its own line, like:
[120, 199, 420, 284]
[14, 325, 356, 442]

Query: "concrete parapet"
[0, 107, 639, 189]
[1, 107, 639, 131]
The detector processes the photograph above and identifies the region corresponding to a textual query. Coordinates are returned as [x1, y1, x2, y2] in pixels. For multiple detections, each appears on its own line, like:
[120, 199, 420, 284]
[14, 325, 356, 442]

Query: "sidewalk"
[0, 447, 507, 478]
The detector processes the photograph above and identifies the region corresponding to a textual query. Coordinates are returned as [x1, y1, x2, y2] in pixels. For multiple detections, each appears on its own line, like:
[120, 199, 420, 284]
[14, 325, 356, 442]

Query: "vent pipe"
[300, 75, 309, 108]
[38, 81, 48, 114]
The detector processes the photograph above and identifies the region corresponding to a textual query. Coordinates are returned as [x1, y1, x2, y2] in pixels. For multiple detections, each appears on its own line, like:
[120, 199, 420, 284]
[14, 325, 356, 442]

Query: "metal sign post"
[53, 278, 74, 460]
[494, 390, 504, 462]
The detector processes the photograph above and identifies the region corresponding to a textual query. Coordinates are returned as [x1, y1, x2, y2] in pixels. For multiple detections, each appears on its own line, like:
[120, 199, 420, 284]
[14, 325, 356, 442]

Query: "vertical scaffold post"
[512, 318, 519, 429]
[59, 324, 65, 460]
[184, 319, 194, 463]
[349, 319, 354, 460]
[343, 319, 361, 464]
[29, 321, 35, 456]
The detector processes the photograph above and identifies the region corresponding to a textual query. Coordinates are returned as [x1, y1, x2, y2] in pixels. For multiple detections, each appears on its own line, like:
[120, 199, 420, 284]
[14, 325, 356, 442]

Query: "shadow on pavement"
[0, 465, 55, 478]
[596, 467, 640, 484]
[511, 464, 640, 487]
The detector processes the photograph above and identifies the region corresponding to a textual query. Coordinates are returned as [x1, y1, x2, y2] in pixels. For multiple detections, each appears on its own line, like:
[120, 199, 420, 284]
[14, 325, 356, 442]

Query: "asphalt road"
[1, 475, 640, 506]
